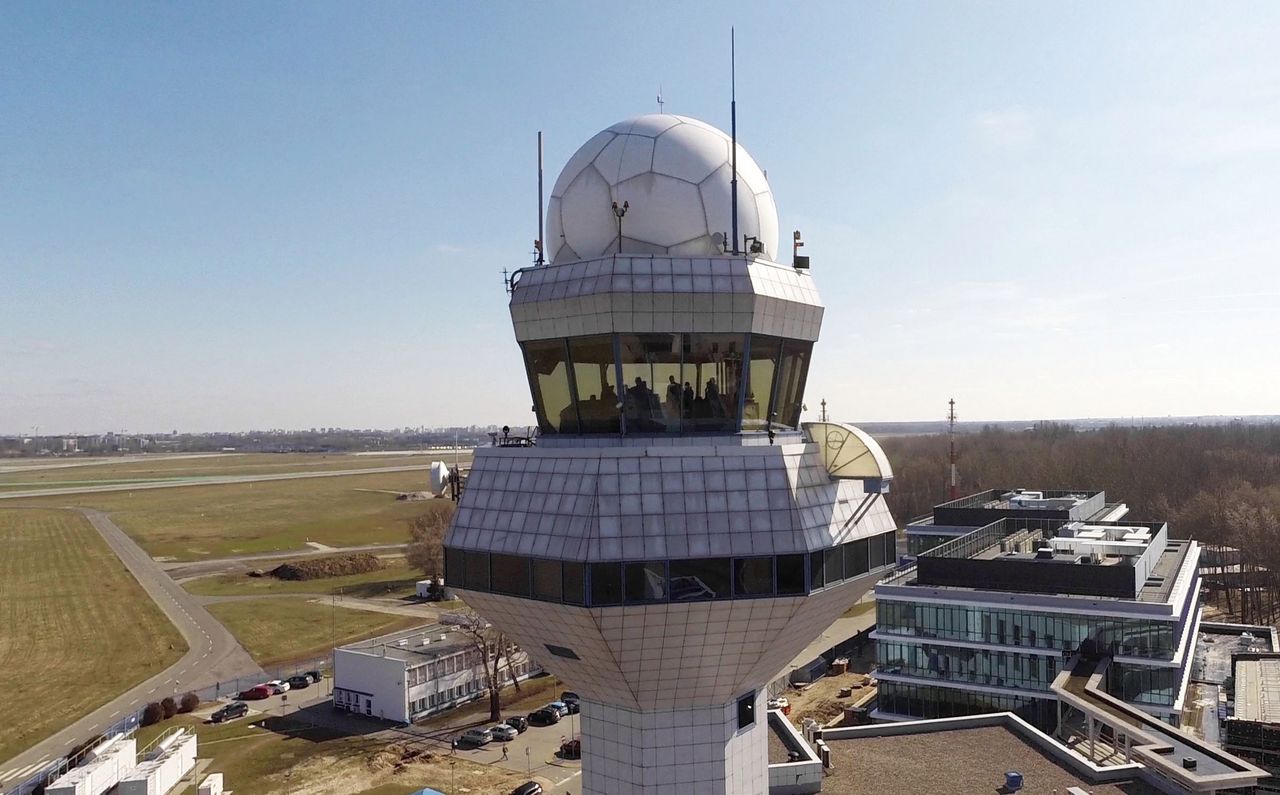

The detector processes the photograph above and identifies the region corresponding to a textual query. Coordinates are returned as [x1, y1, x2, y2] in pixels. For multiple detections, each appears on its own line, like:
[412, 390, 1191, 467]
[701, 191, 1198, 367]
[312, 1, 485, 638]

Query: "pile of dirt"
[792, 697, 846, 726]
[269, 553, 383, 581]
[366, 742, 435, 773]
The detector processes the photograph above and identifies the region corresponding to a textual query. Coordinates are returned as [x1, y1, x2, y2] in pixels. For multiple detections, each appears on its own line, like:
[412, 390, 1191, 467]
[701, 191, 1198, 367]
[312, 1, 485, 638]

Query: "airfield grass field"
[0, 508, 187, 763]
[0, 452, 463, 491]
[206, 597, 425, 666]
[9, 470, 446, 560]
[184, 555, 425, 598]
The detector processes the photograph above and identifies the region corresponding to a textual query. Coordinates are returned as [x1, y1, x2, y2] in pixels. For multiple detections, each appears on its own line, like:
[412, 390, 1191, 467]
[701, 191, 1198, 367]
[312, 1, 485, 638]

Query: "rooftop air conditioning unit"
[1034, 547, 1054, 560]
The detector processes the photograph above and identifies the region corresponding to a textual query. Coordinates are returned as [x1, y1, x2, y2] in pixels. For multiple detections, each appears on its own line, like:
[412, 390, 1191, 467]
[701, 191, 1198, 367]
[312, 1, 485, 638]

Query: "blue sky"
[3, 1, 1278, 433]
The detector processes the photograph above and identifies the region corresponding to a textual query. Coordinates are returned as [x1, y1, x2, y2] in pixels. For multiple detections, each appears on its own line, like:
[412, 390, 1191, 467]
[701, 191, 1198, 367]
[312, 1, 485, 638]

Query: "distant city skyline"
[4, 2, 1279, 433]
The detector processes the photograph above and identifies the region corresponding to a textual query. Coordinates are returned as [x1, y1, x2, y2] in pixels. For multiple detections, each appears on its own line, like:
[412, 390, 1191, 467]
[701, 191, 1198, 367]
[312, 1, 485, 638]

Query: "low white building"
[333, 623, 540, 723]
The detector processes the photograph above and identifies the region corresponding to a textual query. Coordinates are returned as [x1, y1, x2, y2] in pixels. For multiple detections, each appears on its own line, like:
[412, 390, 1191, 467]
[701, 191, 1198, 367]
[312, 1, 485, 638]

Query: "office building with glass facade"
[874, 502, 1201, 731]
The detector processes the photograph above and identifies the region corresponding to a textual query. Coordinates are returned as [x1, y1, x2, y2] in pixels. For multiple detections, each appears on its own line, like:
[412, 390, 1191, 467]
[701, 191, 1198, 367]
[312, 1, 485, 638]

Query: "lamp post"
[611, 201, 629, 253]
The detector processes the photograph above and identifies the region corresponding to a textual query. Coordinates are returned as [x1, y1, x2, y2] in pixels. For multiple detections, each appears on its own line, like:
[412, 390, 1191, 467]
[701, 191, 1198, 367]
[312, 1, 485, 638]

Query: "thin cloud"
[973, 108, 1037, 150]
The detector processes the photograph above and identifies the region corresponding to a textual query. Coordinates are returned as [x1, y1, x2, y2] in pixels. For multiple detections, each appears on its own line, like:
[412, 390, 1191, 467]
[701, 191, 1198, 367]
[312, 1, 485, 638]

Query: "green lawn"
[10, 471, 452, 560]
[184, 556, 425, 598]
[206, 597, 425, 666]
[0, 452, 463, 490]
[0, 509, 187, 762]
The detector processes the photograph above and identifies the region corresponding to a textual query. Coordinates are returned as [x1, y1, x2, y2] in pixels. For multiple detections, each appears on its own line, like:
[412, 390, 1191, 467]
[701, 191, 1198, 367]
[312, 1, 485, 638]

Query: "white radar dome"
[546, 114, 779, 264]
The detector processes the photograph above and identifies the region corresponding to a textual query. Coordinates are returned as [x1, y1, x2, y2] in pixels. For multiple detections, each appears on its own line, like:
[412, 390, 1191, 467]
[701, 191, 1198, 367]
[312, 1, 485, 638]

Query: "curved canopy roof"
[802, 422, 894, 483]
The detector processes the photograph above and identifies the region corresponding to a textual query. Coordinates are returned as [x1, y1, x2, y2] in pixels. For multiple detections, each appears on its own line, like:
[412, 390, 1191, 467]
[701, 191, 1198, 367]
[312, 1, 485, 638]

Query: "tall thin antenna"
[730, 26, 739, 255]
[948, 398, 960, 500]
[536, 131, 545, 266]
[657, 85, 664, 114]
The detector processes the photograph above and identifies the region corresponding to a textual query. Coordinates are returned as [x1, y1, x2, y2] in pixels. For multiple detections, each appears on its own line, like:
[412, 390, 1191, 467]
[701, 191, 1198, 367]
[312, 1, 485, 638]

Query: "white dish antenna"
[429, 461, 454, 497]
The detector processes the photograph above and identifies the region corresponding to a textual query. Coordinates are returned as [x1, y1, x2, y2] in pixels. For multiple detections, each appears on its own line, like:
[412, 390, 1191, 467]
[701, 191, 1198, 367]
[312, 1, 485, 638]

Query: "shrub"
[161, 696, 178, 719]
[179, 692, 200, 713]
[141, 702, 164, 726]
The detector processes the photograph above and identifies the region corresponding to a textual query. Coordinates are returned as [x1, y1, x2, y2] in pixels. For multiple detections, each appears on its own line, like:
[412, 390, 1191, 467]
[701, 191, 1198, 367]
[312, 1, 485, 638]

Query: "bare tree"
[443, 609, 517, 721]
[406, 505, 452, 577]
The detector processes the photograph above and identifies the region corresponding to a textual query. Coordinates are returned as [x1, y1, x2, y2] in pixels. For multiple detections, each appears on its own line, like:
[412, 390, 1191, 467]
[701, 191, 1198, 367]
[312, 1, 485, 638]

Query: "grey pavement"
[0, 509, 264, 788]
[0, 463, 428, 500]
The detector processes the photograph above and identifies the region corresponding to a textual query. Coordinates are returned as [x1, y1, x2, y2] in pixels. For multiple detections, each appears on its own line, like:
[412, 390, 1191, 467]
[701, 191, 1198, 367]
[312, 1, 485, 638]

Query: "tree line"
[882, 422, 1280, 623]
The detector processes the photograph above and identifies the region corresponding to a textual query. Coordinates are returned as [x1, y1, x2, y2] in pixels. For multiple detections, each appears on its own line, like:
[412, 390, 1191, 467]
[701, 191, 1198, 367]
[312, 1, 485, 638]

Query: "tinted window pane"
[563, 562, 585, 605]
[590, 563, 622, 606]
[569, 335, 620, 433]
[532, 559, 562, 601]
[774, 341, 812, 429]
[618, 333, 684, 433]
[743, 335, 781, 431]
[525, 339, 577, 433]
[810, 550, 826, 589]
[824, 547, 843, 584]
[884, 532, 898, 567]
[684, 334, 745, 432]
[777, 554, 806, 595]
[670, 558, 731, 600]
[491, 554, 530, 597]
[625, 561, 667, 602]
[870, 532, 889, 568]
[445, 548, 465, 587]
[464, 551, 490, 591]
[849, 538, 870, 577]
[734, 557, 774, 596]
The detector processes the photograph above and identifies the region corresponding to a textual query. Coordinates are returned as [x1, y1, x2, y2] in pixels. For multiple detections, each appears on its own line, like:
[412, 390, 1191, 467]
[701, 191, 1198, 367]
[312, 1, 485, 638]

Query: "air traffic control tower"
[443, 114, 899, 794]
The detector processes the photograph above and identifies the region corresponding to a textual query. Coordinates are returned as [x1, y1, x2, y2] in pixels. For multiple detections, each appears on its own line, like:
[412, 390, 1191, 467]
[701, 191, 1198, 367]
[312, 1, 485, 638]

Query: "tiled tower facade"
[443, 115, 898, 794]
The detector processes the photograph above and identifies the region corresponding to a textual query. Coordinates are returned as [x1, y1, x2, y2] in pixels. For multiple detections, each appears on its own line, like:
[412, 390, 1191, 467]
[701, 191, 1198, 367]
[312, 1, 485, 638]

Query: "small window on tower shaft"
[737, 691, 756, 729]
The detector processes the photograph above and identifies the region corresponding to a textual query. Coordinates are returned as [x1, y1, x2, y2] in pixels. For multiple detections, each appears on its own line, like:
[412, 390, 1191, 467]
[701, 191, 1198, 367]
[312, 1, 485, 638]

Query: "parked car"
[563, 700, 580, 715]
[210, 701, 249, 723]
[460, 727, 493, 746]
[527, 707, 560, 726]
[286, 675, 311, 690]
[559, 738, 581, 759]
[237, 685, 272, 700]
[560, 691, 580, 704]
[305, 669, 323, 682]
[546, 701, 569, 717]
[265, 679, 290, 694]
[510, 783, 543, 795]
[502, 715, 528, 733]
[490, 724, 518, 742]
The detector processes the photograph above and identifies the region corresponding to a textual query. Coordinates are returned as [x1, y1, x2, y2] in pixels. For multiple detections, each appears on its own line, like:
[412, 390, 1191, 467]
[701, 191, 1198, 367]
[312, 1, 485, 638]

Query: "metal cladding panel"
[444, 443, 897, 562]
[459, 571, 886, 712]
[508, 255, 823, 342]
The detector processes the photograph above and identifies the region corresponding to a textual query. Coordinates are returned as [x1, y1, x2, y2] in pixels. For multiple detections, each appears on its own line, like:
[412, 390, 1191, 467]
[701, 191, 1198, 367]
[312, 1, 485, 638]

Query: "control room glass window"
[532, 558, 562, 602]
[464, 551, 490, 591]
[683, 334, 745, 432]
[524, 339, 577, 434]
[618, 333, 684, 433]
[777, 554, 806, 595]
[569, 335, 620, 433]
[590, 562, 623, 606]
[669, 558, 731, 600]
[562, 561, 586, 605]
[743, 335, 781, 431]
[445, 547, 465, 588]
[625, 561, 667, 602]
[734, 557, 774, 596]
[774, 341, 813, 429]
[490, 554, 530, 597]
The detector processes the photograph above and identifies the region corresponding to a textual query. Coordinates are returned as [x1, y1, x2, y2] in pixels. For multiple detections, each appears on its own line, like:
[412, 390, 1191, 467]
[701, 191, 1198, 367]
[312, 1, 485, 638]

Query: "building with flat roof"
[905, 488, 1126, 555]
[332, 623, 539, 724]
[1224, 652, 1280, 792]
[875, 492, 1201, 731]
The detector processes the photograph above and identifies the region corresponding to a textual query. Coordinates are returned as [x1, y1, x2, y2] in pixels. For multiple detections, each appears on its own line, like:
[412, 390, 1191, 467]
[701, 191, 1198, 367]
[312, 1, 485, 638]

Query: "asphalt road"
[0, 509, 264, 790]
[0, 464, 429, 500]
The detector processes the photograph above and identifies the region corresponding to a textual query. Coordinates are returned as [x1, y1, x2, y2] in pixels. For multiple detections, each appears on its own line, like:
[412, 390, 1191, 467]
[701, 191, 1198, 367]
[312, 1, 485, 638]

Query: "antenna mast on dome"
[730, 27, 739, 255]
[535, 131, 546, 266]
